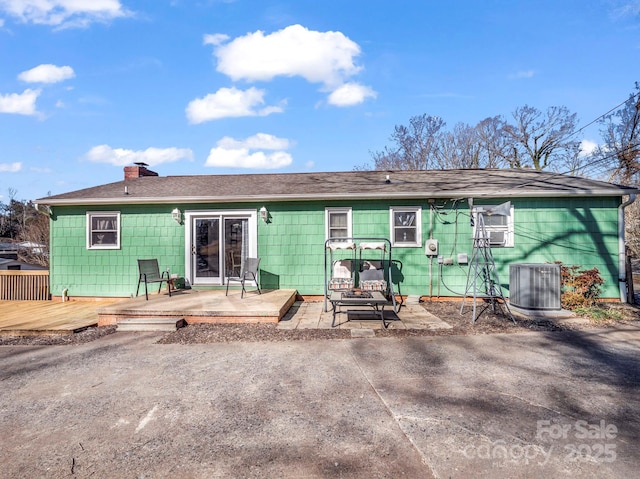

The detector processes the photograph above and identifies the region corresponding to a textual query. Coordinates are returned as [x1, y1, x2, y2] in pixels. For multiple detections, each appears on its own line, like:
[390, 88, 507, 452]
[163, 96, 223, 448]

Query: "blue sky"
[1, 0, 639, 202]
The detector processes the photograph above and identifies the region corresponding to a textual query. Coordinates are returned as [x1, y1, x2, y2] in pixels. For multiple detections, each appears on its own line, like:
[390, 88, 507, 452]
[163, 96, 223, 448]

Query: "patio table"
[329, 290, 389, 328]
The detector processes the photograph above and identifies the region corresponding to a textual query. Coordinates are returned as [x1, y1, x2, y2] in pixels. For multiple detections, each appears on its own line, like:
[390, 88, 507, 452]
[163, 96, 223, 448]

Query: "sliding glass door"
[193, 217, 220, 283]
[224, 217, 248, 278]
[185, 210, 257, 286]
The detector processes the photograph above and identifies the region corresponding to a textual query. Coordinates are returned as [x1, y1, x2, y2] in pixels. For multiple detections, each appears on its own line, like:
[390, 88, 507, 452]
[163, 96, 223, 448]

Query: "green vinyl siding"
[50, 205, 185, 297]
[256, 203, 324, 291]
[49, 196, 624, 299]
[432, 197, 620, 299]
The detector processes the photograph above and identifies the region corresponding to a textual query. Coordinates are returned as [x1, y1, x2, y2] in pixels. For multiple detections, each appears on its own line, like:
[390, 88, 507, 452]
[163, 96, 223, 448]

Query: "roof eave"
[37, 187, 639, 207]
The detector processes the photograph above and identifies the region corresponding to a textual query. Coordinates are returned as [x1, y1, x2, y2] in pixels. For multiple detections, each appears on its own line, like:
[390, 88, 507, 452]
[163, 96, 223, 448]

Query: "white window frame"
[86, 211, 121, 250]
[390, 207, 422, 247]
[325, 207, 352, 241]
[472, 205, 515, 248]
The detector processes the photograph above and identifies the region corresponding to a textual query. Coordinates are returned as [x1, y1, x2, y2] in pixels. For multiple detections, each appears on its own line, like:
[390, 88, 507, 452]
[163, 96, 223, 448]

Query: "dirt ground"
[1, 300, 639, 346]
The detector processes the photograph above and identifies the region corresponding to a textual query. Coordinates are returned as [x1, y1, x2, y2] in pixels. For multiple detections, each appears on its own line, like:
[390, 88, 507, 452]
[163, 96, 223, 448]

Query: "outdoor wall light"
[171, 208, 182, 224]
[260, 206, 269, 223]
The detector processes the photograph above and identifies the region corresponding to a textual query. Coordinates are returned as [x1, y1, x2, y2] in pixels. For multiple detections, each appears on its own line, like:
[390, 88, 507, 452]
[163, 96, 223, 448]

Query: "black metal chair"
[136, 259, 171, 300]
[226, 257, 261, 298]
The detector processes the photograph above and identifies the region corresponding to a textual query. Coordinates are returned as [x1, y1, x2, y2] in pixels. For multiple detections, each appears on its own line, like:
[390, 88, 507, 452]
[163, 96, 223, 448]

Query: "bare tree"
[504, 105, 581, 171]
[435, 123, 481, 168]
[592, 83, 640, 258]
[0, 191, 50, 267]
[595, 83, 640, 185]
[475, 116, 511, 168]
[370, 114, 446, 170]
[560, 142, 587, 176]
[17, 209, 50, 268]
[365, 106, 581, 172]
[625, 202, 640, 258]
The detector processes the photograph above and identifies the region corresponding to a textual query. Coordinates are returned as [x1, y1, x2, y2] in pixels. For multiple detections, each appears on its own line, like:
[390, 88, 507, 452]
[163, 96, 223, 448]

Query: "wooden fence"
[0, 270, 50, 300]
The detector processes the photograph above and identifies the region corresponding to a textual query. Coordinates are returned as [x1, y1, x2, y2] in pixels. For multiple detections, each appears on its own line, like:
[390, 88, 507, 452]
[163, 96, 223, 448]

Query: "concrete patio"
[277, 300, 453, 332]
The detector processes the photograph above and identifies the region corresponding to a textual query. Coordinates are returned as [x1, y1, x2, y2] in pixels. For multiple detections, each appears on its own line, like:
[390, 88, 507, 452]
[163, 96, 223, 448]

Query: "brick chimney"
[124, 163, 158, 179]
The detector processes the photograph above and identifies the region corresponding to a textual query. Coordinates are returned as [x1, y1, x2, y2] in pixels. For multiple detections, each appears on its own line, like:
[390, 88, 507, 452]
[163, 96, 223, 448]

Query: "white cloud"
[327, 82, 377, 107]
[0, 162, 22, 172]
[207, 24, 376, 107]
[211, 24, 362, 88]
[84, 145, 194, 167]
[0, 0, 130, 28]
[0, 88, 40, 115]
[203, 33, 229, 46]
[579, 139, 599, 157]
[217, 132, 291, 151]
[508, 70, 535, 80]
[611, 1, 640, 19]
[186, 86, 283, 123]
[18, 64, 75, 83]
[205, 149, 292, 169]
[205, 133, 293, 169]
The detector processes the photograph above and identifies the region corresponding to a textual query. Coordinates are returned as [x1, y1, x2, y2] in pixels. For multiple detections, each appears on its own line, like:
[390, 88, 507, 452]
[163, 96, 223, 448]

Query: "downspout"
[619, 194, 636, 302]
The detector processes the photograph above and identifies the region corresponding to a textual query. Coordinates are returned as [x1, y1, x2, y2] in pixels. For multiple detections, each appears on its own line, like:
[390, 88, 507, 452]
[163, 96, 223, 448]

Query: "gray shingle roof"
[37, 169, 639, 206]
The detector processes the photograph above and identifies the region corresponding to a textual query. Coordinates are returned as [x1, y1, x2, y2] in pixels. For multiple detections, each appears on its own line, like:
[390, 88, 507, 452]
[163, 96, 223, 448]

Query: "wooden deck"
[96, 289, 297, 326]
[0, 289, 298, 335]
[0, 300, 123, 336]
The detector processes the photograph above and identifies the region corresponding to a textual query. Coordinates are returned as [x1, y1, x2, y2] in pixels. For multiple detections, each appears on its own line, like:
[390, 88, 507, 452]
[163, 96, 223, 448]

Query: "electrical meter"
[425, 239, 438, 256]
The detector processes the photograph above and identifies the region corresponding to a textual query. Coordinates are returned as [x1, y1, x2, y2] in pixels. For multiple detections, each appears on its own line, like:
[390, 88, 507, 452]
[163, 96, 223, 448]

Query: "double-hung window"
[325, 208, 352, 241]
[390, 207, 422, 247]
[87, 212, 121, 249]
[472, 205, 514, 247]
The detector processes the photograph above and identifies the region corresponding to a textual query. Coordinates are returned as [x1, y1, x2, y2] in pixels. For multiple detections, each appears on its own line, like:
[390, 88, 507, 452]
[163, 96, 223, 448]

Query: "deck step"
[116, 317, 186, 332]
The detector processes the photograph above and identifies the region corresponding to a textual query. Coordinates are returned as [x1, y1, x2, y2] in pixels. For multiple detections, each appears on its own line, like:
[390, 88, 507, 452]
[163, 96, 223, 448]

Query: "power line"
[569, 91, 640, 140]
[578, 142, 640, 180]
[505, 91, 640, 189]
[470, 140, 640, 199]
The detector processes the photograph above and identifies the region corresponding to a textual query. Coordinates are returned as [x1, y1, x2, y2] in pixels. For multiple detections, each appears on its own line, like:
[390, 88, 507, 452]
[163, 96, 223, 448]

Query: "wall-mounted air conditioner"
[509, 263, 561, 311]
[488, 231, 506, 246]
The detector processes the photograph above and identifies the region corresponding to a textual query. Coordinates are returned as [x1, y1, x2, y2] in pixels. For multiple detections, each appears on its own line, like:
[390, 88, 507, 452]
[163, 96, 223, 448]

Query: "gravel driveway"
[1, 326, 639, 478]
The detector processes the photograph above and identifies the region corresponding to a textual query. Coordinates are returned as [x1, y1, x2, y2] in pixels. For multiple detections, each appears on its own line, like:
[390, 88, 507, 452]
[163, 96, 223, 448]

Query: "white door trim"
[184, 209, 258, 286]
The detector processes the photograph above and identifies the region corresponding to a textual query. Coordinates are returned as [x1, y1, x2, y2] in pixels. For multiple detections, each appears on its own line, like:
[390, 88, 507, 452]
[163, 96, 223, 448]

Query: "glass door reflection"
[224, 218, 248, 279]
[194, 218, 220, 281]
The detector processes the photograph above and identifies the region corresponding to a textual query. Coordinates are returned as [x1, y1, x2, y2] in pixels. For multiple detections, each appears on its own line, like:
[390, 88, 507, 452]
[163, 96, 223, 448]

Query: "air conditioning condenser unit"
[509, 263, 561, 311]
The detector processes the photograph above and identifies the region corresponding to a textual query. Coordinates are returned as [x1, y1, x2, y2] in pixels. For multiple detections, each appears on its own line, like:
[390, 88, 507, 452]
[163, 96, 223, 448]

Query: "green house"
[37, 166, 638, 302]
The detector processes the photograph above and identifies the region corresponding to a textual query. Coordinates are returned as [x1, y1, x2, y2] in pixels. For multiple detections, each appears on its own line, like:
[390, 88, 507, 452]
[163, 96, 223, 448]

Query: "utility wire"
[494, 140, 640, 195]
[461, 91, 640, 196]
[568, 91, 640, 140]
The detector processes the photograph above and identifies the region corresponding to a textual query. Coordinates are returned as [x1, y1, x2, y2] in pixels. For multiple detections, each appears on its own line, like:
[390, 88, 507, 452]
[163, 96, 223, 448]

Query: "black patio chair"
[136, 259, 171, 300]
[226, 257, 261, 298]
